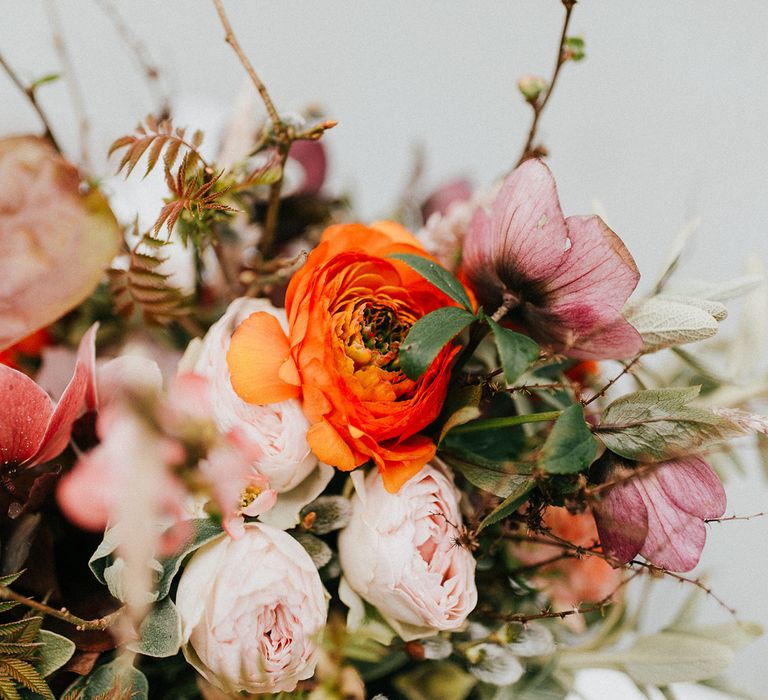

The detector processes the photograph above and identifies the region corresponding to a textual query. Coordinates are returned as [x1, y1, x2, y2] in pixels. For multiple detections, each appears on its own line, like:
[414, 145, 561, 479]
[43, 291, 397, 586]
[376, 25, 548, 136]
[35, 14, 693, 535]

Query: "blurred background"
[2, 1, 767, 696]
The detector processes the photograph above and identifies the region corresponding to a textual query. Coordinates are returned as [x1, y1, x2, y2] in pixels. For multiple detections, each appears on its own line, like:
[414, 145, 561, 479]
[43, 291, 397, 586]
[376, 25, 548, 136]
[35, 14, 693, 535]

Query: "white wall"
[2, 1, 767, 695]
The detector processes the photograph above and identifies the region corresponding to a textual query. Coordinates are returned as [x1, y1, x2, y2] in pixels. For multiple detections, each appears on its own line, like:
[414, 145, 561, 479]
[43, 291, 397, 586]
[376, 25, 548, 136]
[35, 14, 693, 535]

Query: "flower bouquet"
[0, 1, 765, 698]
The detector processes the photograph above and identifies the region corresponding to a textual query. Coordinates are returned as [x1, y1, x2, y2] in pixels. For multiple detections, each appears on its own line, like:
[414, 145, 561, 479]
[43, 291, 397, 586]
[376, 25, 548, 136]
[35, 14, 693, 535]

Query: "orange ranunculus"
[227, 222, 467, 492]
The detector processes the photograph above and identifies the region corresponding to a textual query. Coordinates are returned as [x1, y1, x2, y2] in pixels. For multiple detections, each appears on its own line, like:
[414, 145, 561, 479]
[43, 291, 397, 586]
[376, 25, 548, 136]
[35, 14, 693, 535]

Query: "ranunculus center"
[343, 301, 411, 372]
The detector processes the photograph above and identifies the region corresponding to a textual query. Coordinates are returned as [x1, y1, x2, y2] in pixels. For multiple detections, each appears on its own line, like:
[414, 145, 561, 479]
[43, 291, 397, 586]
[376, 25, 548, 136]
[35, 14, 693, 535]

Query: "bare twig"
[94, 0, 168, 113]
[0, 586, 124, 631]
[0, 52, 62, 152]
[44, 0, 91, 167]
[515, 0, 576, 167]
[706, 511, 768, 524]
[582, 354, 642, 407]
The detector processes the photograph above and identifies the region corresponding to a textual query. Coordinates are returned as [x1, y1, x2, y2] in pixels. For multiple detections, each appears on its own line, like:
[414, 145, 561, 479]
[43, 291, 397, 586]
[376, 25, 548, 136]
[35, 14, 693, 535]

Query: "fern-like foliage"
[155, 154, 236, 239]
[109, 114, 204, 179]
[108, 233, 189, 325]
[0, 575, 54, 700]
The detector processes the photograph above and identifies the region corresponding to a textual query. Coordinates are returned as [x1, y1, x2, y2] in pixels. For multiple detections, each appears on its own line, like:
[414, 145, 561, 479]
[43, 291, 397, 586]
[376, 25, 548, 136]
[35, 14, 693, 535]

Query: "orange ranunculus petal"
[227, 311, 299, 405]
[378, 436, 437, 493]
[307, 419, 358, 471]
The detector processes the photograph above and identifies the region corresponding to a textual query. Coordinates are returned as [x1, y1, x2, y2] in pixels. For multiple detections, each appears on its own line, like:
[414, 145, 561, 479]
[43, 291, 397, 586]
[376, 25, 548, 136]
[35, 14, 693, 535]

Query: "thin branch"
[515, 0, 576, 166]
[211, 0, 283, 138]
[94, 0, 168, 113]
[582, 353, 642, 407]
[705, 511, 768, 524]
[44, 0, 91, 167]
[0, 587, 124, 631]
[0, 52, 62, 152]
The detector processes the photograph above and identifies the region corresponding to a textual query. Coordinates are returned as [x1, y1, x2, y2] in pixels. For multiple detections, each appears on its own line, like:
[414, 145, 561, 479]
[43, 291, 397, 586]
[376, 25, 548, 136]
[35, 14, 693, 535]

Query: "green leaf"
[390, 253, 474, 311]
[127, 597, 181, 659]
[0, 658, 52, 700]
[61, 657, 148, 700]
[35, 631, 75, 677]
[29, 73, 60, 90]
[399, 306, 476, 380]
[446, 456, 533, 499]
[0, 573, 24, 589]
[563, 36, 586, 61]
[596, 387, 743, 462]
[538, 404, 597, 474]
[669, 621, 762, 653]
[487, 318, 539, 384]
[476, 479, 536, 532]
[437, 384, 483, 444]
[394, 661, 476, 700]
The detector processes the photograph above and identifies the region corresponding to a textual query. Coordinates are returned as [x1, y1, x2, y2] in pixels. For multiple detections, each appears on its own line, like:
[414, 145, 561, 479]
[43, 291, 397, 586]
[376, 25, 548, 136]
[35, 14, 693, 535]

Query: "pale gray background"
[1, 1, 767, 696]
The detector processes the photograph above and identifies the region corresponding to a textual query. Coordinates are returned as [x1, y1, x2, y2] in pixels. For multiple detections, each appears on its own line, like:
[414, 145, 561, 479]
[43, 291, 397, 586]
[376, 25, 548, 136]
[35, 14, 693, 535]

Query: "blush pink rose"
[338, 463, 477, 640]
[175, 523, 328, 695]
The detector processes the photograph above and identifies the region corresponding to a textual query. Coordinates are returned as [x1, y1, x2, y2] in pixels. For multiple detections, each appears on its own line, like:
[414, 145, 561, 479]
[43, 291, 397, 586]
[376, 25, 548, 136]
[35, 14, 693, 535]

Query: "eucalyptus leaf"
[390, 253, 474, 311]
[127, 596, 182, 658]
[61, 657, 149, 699]
[596, 387, 743, 462]
[399, 306, 476, 379]
[538, 404, 596, 474]
[36, 630, 75, 677]
[487, 318, 539, 384]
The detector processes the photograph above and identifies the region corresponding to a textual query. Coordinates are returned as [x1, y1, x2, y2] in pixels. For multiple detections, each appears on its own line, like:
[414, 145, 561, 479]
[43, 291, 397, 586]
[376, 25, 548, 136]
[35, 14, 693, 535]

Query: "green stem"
[449, 410, 562, 435]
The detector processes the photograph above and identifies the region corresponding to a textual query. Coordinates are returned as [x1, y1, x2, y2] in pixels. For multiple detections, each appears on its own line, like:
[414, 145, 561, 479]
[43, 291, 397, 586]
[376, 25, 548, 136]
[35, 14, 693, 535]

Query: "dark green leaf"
[399, 307, 476, 380]
[448, 456, 533, 499]
[0, 572, 24, 589]
[127, 597, 181, 659]
[538, 404, 596, 474]
[436, 384, 483, 444]
[487, 318, 539, 384]
[477, 479, 536, 532]
[390, 253, 474, 311]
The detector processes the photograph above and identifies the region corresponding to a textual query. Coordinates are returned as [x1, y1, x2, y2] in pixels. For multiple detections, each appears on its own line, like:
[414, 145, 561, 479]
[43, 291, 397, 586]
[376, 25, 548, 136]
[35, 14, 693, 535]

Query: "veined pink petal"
[0, 365, 52, 466]
[592, 469, 648, 564]
[421, 178, 472, 221]
[28, 325, 97, 466]
[636, 470, 708, 571]
[654, 456, 726, 520]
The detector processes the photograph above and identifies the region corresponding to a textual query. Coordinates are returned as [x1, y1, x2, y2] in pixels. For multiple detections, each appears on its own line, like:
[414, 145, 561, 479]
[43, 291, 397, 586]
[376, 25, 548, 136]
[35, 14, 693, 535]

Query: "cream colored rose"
[182, 297, 316, 492]
[176, 523, 328, 695]
[338, 463, 477, 640]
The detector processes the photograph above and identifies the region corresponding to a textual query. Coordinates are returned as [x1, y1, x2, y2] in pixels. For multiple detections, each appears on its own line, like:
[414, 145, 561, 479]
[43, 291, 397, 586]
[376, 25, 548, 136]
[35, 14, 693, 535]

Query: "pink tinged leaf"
[0, 137, 121, 350]
[635, 471, 707, 572]
[0, 365, 52, 466]
[290, 140, 327, 195]
[593, 469, 648, 565]
[422, 178, 473, 221]
[654, 456, 727, 520]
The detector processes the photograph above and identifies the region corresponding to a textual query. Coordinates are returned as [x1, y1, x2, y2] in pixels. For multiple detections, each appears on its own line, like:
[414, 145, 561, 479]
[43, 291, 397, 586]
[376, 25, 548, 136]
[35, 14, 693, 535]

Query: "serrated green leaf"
[0, 573, 24, 589]
[35, 630, 75, 677]
[390, 253, 474, 311]
[596, 387, 743, 462]
[399, 306, 476, 380]
[487, 318, 539, 384]
[538, 404, 596, 474]
[0, 605, 16, 616]
[0, 673, 22, 700]
[127, 597, 181, 659]
[0, 658, 52, 699]
[476, 479, 536, 532]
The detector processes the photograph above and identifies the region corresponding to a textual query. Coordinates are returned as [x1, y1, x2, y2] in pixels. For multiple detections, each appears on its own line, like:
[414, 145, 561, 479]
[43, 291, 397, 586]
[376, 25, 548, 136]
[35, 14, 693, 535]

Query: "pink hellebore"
[462, 159, 642, 359]
[0, 325, 96, 506]
[592, 456, 726, 572]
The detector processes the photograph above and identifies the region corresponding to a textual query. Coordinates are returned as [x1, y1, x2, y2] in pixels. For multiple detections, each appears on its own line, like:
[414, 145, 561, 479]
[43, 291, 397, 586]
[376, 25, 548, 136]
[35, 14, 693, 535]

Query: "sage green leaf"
[35, 631, 75, 677]
[394, 661, 476, 700]
[437, 384, 483, 444]
[399, 306, 476, 380]
[487, 318, 539, 384]
[127, 597, 182, 659]
[390, 253, 474, 311]
[477, 479, 536, 532]
[61, 657, 148, 699]
[596, 387, 743, 462]
[669, 621, 762, 652]
[447, 456, 533, 499]
[538, 404, 596, 474]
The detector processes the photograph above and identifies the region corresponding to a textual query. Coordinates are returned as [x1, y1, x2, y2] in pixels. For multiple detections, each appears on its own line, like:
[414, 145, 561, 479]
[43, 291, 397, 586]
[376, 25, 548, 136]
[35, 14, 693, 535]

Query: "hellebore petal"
[462, 159, 642, 359]
[0, 137, 120, 350]
[421, 178, 472, 221]
[0, 366, 53, 466]
[290, 140, 327, 196]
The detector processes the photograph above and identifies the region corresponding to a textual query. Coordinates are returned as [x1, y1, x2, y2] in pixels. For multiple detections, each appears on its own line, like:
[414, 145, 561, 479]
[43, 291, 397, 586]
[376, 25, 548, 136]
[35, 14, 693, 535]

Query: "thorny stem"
[211, 0, 283, 139]
[44, 0, 91, 167]
[581, 353, 642, 407]
[515, 0, 576, 167]
[0, 52, 62, 152]
[260, 145, 291, 260]
[0, 587, 124, 631]
[706, 511, 768, 524]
